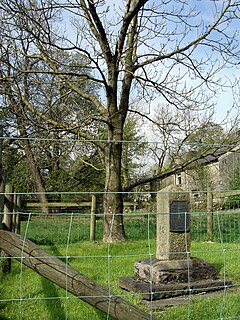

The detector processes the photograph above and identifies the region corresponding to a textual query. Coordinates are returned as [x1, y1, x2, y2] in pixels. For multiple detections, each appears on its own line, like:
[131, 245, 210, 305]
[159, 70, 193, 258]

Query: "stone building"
[160, 147, 240, 206]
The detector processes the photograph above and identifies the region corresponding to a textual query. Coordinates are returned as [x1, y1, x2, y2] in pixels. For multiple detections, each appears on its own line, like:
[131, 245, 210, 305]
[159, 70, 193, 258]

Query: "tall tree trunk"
[103, 124, 126, 242]
[16, 115, 49, 214]
[22, 138, 49, 214]
[5, 82, 49, 214]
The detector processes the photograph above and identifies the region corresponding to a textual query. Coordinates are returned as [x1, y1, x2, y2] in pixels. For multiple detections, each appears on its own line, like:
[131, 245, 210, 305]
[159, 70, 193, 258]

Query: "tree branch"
[124, 146, 234, 192]
[133, 0, 232, 71]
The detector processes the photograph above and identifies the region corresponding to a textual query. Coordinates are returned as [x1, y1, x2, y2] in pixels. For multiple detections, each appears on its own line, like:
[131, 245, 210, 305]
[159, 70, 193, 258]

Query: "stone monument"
[119, 185, 231, 307]
[156, 184, 190, 260]
[134, 185, 217, 285]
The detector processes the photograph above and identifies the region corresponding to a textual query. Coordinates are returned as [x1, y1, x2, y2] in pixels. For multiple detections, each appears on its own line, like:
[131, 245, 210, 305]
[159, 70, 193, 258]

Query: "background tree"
[1, 0, 240, 241]
[0, 29, 104, 209]
[122, 115, 147, 190]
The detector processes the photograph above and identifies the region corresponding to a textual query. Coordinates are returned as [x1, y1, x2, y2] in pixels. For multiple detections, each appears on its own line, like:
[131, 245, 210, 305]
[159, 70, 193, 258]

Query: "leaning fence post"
[207, 189, 213, 241]
[0, 230, 155, 320]
[90, 194, 97, 241]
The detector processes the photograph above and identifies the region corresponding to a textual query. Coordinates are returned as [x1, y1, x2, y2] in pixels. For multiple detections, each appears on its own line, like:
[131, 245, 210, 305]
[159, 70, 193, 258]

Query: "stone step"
[119, 276, 232, 300]
[142, 286, 239, 310]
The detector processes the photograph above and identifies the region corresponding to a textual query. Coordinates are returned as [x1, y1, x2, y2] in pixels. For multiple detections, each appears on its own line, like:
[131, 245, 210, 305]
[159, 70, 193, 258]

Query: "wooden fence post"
[3, 184, 14, 230]
[90, 194, 97, 241]
[2, 183, 14, 273]
[12, 192, 17, 234]
[0, 123, 3, 228]
[0, 182, 4, 229]
[0, 122, 5, 273]
[207, 190, 213, 241]
[15, 196, 22, 234]
[13, 193, 21, 234]
[0, 182, 5, 274]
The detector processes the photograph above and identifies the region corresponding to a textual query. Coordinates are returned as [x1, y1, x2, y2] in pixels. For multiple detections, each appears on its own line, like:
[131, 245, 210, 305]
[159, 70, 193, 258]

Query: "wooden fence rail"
[24, 199, 140, 211]
[0, 230, 154, 320]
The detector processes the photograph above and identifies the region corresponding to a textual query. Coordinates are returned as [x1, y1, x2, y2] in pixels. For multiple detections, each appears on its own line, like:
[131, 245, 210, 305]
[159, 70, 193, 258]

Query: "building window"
[175, 173, 182, 185]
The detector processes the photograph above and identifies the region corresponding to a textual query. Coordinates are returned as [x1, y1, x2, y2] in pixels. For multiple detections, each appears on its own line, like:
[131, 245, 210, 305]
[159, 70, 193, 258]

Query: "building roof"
[185, 146, 240, 169]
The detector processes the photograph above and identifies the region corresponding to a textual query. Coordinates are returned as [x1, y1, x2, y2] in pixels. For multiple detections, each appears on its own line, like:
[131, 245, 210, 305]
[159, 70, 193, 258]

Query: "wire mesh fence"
[1, 191, 240, 320]
[0, 131, 240, 319]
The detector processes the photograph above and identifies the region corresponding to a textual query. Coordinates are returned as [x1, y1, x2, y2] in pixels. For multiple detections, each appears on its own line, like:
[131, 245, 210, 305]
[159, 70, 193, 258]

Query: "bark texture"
[103, 120, 126, 242]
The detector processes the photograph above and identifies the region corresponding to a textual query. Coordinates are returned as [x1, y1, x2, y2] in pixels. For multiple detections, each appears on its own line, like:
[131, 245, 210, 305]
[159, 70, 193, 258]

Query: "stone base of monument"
[135, 258, 218, 285]
[119, 258, 232, 308]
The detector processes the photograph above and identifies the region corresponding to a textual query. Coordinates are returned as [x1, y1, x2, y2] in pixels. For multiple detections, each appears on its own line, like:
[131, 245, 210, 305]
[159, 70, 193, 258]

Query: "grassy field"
[1, 215, 240, 319]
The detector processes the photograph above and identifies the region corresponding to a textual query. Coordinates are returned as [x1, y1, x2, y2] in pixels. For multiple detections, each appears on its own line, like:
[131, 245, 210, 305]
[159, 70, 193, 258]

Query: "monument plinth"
[134, 257, 217, 285]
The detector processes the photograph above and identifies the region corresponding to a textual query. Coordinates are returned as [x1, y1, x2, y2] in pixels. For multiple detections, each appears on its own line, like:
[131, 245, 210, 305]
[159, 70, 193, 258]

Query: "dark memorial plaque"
[169, 200, 190, 232]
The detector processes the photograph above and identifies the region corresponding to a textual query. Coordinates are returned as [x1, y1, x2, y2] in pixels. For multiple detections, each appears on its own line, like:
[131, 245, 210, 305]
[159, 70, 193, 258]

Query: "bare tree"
[0, 21, 100, 210]
[0, 0, 239, 241]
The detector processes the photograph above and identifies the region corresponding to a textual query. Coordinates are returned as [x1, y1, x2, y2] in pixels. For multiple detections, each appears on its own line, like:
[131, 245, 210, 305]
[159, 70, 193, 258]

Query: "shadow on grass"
[40, 244, 67, 320]
[0, 303, 9, 320]
[94, 309, 114, 320]
[41, 278, 66, 320]
[214, 262, 224, 274]
[40, 244, 112, 320]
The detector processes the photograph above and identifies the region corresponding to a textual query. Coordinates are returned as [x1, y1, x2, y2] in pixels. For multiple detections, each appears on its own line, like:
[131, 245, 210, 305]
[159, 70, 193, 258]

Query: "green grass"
[20, 216, 157, 244]
[1, 216, 240, 319]
[21, 212, 240, 245]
